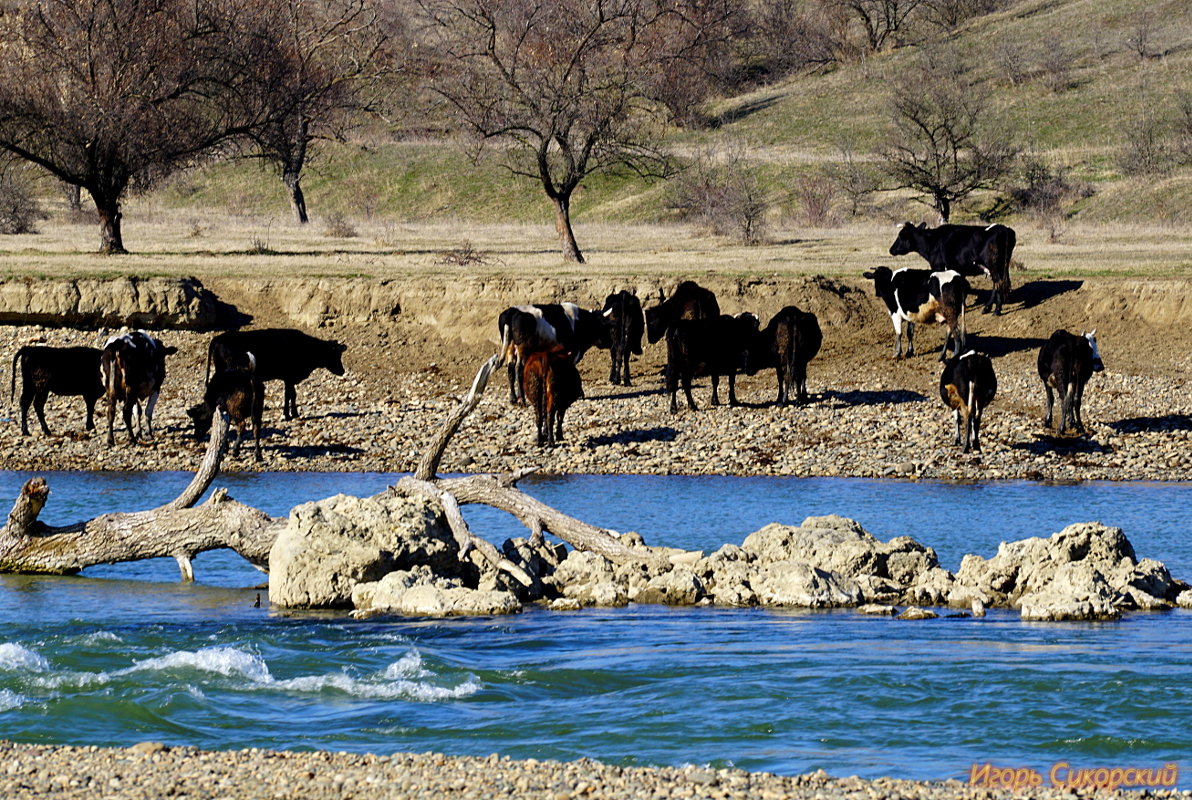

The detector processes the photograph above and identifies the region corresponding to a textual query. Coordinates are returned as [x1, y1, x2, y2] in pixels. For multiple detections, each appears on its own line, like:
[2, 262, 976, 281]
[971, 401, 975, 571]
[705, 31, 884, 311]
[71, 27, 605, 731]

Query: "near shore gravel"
[2, 740, 1186, 800]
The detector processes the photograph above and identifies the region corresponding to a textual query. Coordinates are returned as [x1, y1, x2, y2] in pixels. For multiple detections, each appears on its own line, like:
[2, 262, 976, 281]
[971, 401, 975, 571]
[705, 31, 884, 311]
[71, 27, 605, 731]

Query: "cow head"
[862, 266, 893, 297]
[186, 402, 215, 440]
[1084, 330, 1104, 373]
[324, 341, 348, 375]
[888, 222, 922, 256]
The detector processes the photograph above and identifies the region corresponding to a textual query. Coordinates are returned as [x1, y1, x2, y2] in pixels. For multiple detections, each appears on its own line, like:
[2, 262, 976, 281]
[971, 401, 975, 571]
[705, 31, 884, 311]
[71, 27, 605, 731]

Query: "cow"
[889, 221, 1017, 315]
[1037, 329, 1104, 436]
[497, 303, 611, 405]
[187, 355, 264, 461]
[601, 290, 644, 386]
[750, 306, 823, 406]
[666, 313, 761, 414]
[939, 351, 997, 453]
[862, 266, 968, 361]
[206, 328, 347, 420]
[644, 281, 720, 344]
[10, 345, 104, 436]
[521, 345, 583, 447]
[101, 331, 177, 446]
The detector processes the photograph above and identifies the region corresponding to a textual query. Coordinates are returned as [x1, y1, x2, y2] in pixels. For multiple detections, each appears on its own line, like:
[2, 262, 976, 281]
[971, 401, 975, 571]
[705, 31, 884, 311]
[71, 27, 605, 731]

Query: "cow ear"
[164, 346, 179, 356]
[337, 342, 348, 353]
[917, 221, 927, 229]
[1088, 329, 1096, 337]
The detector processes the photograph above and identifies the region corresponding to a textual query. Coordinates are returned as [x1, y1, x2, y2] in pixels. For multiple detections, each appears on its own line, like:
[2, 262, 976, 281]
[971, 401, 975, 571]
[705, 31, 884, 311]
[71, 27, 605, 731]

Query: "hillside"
[149, 0, 1192, 232]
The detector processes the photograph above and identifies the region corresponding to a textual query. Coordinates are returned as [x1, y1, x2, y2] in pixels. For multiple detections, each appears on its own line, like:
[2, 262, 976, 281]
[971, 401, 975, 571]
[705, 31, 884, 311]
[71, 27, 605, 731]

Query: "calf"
[10, 345, 104, 436]
[187, 355, 264, 461]
[101, 331, 177, 446]
[601, 290, 644, 386]
[644, 281, 720, 344]
[939, 351, 997, 453]
[497, 302, 610, 404]
[1037, 329, 1104, 436]
[207, 328, 347, 420]
[889, 221, 1016, 315]
[521, 346, 583, 447]
[666, 313, 760, 414]
[863, 266, 968, 360]
[751, 306, 822, 406]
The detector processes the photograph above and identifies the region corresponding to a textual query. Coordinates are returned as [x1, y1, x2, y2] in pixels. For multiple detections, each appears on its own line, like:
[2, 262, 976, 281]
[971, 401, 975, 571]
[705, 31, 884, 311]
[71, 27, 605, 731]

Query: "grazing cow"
[497, 303, 611, 405]
[750, 306, 823, 406]
[939, 351, 997, 453]
[187, 355, 264, 461]
[206, 328, 347, 420]
[644, 281, 720, 344]
[863, 266, 968, 361]
[101, 331, 177, 446]
[10, 346, 105, 437]
[889, 221, 1016, 315]
[601, 290, 644, 386]
[1037, 329, 1104, 436]
[521, 345, 583, 447]
[666, 313, 761, 414]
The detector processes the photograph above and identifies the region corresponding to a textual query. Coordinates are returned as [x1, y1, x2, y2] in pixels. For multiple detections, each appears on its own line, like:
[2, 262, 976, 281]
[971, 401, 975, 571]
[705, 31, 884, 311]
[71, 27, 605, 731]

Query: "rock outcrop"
[0, 277, 224, 329]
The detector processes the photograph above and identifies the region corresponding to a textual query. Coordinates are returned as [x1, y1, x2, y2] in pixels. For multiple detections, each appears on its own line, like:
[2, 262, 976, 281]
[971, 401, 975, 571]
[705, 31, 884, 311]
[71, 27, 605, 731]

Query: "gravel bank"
[1, 740, 1183, 800]
[2, 325, 1190, 484]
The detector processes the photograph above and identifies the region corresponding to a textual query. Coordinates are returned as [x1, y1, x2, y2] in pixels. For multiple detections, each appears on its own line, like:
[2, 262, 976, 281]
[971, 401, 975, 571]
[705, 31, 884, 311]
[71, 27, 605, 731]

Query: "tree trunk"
[284, 170, 309, 225]
[93, 195, 126, 254]
[552, 194, 585, 263]
[63, 183, 81, 212]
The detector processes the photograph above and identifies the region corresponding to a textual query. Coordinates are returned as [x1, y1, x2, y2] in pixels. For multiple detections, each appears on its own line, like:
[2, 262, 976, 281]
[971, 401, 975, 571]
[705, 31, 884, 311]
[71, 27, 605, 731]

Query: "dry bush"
[437, 241, 503, 267]
[1009, 156, 1093, 242]
[666, 144, 770, 245]
[1037, 37, 1076, 93]
[795, 175, 839, 227]
[824, 143, 882, 217]
[0, 171, 45, 234]
[1118, 111, 1171, 177]
[323, 214, 358, 238]
[993, 39, 1029, 86]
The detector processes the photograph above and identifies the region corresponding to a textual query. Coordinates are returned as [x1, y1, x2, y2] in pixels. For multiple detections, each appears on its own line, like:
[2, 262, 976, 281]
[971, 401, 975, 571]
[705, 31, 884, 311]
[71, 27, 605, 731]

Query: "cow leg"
[710, 375, 721, 406]
[890, 314, 903, 359]
[232, 425, 243, 457]
[1060, 381, 1076, 435]
[621, 350, 632, 387]
[106, 395, 117, 447]
[1042, 383, 1055, 430]
[32, 391, 51, 436]
[84, 395, 97, 432]
[905, 321, 915, 358]
[122, 401, 138, 444]
[1073, 382, 1087, 435]
[971, 398, 983, 453]
[795, 362, 809, 404]
[554, 407, 566, 443]
[952, 408, 963, 447]
[283, 382, 299, 419]
[728, 373, 739, 407]
[682, 373, 698, 412]
[775, 365, 786, 405]
[143, 390, 160, 440]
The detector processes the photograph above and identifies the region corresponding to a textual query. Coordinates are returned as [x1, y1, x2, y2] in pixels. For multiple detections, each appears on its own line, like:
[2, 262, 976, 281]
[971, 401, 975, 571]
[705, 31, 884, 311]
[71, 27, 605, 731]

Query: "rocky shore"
[1, 740, 1184, 800]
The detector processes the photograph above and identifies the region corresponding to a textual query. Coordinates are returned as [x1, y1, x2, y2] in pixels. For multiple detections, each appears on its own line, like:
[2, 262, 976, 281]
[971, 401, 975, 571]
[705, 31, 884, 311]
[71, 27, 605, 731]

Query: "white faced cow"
[1037, 329, 1104, 436]
[101, 331, 177, 446]
[497, 303, 611, 405]
[863, 266, 968, 361]
[889, 222, 1016, 315]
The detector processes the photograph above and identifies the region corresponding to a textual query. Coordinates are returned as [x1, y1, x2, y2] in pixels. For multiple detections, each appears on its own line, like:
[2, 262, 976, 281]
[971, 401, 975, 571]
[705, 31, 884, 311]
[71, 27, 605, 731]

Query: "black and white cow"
[889, 221, 1016, 315]
[10, 345, 104, 436]
[939, 351, 997, 453]
[1037, 329, 1104, 436]
[497, 303, 611, 404]
[601, 290, 644, 386]
[644, 281, 720, 344]
[750, 306, 822, 406]
[863, 266, 969, 360]
[666, 313, 761, 413]
[206, 328, 347, 420]
[101, 331, 177, 446]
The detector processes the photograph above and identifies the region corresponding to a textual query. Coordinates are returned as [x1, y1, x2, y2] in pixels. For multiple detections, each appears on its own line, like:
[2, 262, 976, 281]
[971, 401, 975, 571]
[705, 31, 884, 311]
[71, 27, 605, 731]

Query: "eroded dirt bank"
[1, 273, 1189, 480]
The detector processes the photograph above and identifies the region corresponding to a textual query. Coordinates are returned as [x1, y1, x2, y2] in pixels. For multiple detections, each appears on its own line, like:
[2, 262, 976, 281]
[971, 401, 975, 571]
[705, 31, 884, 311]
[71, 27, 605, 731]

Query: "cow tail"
[204, 341, 214, 386]
[499, 322, 513, 367]
[10, 347, 23, 406]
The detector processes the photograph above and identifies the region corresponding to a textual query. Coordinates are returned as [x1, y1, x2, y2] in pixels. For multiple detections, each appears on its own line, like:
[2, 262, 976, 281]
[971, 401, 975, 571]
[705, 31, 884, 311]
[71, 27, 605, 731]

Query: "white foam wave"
[271, 671, 481, 701]
[383, 649, 430, 680]
[128, 647, 272, 683]
[0, 643, 49, 672]
[0, 689, 25, 711]
[76, 631, 122, 646]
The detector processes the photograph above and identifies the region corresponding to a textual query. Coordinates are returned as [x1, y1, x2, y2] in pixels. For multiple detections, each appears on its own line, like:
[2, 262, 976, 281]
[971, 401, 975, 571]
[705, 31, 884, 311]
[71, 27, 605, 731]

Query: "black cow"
[206, 328, 347, 420]
[863, 266, 968, 361]
[10, 345, 104, 436]
[1037, 329, 1104, 436]
[522, 345, 584, 447]
[666, 313, 761, 414]
[645, 281, 720, 344]
[889, 221, 1016, 315]
[497, 303, 611, 405]
[939, 351, 997, 453]
[101, 331, 177, 446]
[187, 355, 264, 461]
[750, 306, 822, 406]
[601, 290, 644, 386]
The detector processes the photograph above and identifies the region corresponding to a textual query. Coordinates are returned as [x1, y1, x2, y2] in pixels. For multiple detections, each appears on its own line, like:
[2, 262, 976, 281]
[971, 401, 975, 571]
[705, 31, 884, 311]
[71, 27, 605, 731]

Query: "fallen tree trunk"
[0, 413, 283, 578]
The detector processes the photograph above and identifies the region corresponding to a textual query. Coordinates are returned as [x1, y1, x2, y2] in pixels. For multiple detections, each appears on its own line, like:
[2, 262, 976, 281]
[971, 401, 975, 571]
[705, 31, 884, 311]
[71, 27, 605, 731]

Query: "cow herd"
[9, 328, 347, 461]
[500, 221, 1107, 454]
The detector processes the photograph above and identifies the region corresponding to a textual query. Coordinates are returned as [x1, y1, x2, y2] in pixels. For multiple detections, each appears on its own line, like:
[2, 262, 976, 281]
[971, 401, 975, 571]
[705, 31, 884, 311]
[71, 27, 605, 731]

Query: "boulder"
[751, 561, 863, 608]
[547, 550, 629, 607]
[897, 606, 938, 620]
[352, 568, 520, 617]
[634, 567, 705, 606]
[1018, 563, 1120, 621]
[269, 492, 456, 608]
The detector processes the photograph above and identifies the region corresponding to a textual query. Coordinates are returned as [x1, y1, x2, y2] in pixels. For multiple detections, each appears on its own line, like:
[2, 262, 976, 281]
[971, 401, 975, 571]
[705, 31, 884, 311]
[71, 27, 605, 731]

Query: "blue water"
[1, 471, 1190, 785]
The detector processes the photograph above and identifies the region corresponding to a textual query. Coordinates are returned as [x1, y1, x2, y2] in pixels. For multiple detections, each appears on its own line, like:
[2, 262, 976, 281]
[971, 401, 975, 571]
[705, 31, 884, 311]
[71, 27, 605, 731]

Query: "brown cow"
[187, 355, 265, 461]
[521, 346, 583, 447]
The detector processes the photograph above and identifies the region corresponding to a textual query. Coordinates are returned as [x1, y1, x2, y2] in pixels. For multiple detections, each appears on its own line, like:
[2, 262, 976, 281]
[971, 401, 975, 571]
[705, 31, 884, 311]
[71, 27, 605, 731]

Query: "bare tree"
[747, 0, 843, 79]
[880, 55, 1017, 221]
[0, 0, 275, 253]
[831, 0, 924, 52]
[246, 0, 396, 224]
[416, 0, 683, 263]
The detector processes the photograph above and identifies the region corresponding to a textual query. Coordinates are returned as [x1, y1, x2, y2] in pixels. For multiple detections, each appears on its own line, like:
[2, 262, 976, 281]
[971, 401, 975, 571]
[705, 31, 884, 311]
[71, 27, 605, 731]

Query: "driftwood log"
[0, 354, 661, 582]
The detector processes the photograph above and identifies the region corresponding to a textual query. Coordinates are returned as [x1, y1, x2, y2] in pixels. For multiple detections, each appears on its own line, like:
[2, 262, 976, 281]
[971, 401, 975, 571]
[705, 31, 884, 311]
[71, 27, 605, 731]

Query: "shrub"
[323, 214, 358, 238]
[0, 171, 45, 235]
[666, 144, 769, 245]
